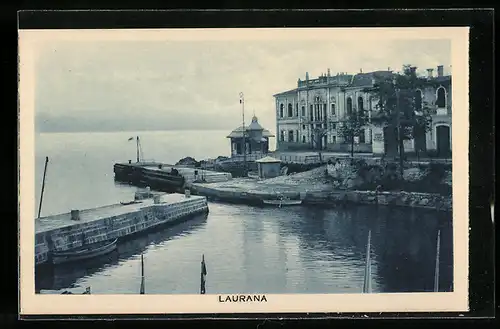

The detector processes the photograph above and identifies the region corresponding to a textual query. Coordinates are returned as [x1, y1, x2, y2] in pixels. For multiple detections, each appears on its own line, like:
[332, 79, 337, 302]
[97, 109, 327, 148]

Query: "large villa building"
[273, 65, 452, 157]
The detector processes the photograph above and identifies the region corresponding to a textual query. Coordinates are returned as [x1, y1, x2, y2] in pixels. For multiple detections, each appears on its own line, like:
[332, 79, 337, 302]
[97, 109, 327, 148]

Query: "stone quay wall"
[35, 197, 208, 266]
[303, 190, 452, 211]
[190, 184, 452, 212]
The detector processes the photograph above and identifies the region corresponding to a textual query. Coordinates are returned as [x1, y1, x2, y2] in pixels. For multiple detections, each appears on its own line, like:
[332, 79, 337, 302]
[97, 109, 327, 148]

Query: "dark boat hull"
[113, 163, 185, 192]
[52, 239, 118, 265]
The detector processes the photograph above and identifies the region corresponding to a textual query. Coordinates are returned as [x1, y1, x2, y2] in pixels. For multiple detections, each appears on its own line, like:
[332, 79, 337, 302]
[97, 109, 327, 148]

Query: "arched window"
[331, 103, 336, 116]
[346, 97, 353, 115]
[301, 106, 305, 117]
[310, 104, 313, 120]
[280, 130, 285, 142]
[358, 96, 364, 112]
[302, 135, 306, 143]
[436, 87, 446, 108]
[279, 104, 284, 118]
[359, 129, 365, 143]
[288, 103, 293, 117]
[415, 90, 422, 110]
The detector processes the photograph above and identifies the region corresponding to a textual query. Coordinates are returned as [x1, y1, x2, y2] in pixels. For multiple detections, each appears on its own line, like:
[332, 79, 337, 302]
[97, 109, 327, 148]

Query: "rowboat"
[52, 238, 118, 265]
[263, 199, 302, 207]
[120, 200, 140, 205]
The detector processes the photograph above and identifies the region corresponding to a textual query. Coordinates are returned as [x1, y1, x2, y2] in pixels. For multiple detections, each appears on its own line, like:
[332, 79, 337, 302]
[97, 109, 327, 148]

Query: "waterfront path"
[190, 166, 452, 211]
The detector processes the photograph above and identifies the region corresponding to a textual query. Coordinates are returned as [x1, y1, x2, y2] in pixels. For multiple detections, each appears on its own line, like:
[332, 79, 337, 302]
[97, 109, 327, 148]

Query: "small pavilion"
[226, 116, 275, 157]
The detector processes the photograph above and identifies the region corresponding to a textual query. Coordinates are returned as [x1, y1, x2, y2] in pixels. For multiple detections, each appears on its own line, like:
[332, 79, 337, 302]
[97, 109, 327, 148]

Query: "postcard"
[19, 26, 469, 315]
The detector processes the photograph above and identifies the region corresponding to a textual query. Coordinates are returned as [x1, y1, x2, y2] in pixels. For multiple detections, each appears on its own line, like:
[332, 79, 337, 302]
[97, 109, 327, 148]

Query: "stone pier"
[35, 193, 208, 266]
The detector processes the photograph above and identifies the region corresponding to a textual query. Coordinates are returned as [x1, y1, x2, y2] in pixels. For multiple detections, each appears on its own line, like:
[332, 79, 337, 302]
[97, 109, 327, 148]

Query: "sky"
[33, 31, 451, 133]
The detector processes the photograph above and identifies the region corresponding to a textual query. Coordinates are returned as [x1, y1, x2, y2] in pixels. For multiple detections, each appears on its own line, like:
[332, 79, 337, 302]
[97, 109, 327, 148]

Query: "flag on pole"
[128, 137, 134, 141]
[200, 254, 207, 294]
[140, 253, 145, 294]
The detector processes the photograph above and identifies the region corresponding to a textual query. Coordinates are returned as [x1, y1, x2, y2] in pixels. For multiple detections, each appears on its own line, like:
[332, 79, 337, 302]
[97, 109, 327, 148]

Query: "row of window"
[278, 87, 448, 119]
[279, 96, 367, 119]
[415, 87, 447, 109]
[279, 130, 367, 144]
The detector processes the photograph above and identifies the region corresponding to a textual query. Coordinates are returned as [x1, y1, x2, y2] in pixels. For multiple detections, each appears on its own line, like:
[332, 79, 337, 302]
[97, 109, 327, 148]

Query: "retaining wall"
[303, 190, 452, 211]
[35, 196, 208, 266]
[190, 183, 451, 211]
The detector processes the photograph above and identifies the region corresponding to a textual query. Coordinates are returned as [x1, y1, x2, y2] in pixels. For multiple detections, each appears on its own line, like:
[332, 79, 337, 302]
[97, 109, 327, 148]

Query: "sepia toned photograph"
[19, 27, 469, 315]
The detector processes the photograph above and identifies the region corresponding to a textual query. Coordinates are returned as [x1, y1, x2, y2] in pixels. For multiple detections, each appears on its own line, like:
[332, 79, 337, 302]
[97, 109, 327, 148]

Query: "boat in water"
[52, 238, 118, 265]
[263, 194, 302, 207]
[39, 287, 91, 294]
[263, 199, 302, 207]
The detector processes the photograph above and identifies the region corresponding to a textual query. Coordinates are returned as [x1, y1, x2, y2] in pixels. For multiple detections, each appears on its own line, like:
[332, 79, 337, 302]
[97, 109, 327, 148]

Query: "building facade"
[273, 66, 452, 157]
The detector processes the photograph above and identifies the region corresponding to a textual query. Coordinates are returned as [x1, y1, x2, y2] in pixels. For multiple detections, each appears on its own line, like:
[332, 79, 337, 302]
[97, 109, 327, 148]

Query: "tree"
[364, 65, 433, 174]
[337, 108, 368, 159]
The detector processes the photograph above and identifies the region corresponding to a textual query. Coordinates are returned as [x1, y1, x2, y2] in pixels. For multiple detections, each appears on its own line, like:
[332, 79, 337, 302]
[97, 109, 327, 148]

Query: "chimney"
[327, 68, 331, 77]
[71, 209, 80, 221]
[306, 72, 309, 81]
[360, 68, 363, 73]
[427, 68, 434, 78]
[437, 65, 444, 77]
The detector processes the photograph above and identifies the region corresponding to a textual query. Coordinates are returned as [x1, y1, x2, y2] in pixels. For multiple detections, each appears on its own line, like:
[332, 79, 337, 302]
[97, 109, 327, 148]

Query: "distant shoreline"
[35, 128, 238, 134]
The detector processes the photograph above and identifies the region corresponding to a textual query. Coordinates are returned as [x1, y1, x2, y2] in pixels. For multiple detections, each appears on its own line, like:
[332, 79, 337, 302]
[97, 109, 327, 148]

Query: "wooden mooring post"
[434, 230, 441, 292]
[200, 254, 207, 294]
[37, 156, 49, 219]
[140, 253, 145, 294]
[362, 230, 372, 293]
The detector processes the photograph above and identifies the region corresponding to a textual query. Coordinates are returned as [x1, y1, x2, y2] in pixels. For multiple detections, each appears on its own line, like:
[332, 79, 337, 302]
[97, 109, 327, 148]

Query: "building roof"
[349, 70, 394, 87]
[247, 116, 263, 130]
[273, 88, 298, 97]
[226, 128, 275, 138]
[227, 116, 275, 138]
[255, 156, 281, 163]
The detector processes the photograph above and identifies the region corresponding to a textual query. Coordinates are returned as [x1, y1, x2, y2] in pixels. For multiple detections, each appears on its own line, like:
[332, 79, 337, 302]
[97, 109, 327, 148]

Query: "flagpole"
[140, 253, 145, 294]
[136, 136, 140, 163]
[37, 156, 49, 219]
[239, 92, 247, 177]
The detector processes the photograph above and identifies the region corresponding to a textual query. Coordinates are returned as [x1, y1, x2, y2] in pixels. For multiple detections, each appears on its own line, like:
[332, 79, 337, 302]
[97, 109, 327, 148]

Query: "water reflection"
[35, 202, 452, 294]
[36, 213, 208, 292]
[263, 204, 453, 293]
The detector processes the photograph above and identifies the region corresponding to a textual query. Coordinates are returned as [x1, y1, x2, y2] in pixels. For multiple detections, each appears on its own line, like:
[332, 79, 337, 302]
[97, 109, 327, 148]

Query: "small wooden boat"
[120, 200, 140, 205]
[39, 287, 91, 295]
[263, 197, 302, 207]
[52, 238, 118, 265]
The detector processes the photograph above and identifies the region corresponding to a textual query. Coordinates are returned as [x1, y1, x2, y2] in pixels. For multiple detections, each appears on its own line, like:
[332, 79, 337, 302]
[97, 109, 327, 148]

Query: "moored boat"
[263, 196, 302, 207]
[52, 238, 118, 265]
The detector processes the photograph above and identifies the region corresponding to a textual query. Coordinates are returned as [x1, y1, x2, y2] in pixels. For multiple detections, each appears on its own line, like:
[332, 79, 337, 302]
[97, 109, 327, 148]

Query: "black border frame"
[9, 8, 495, 323]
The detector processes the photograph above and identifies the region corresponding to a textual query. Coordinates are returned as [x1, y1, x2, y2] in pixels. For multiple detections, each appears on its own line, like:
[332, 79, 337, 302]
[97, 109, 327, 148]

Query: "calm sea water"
[34, 131, 453, 294]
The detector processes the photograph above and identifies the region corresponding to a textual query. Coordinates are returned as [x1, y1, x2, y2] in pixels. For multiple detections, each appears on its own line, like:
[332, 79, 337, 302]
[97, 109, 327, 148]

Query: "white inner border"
[19, 27, 470, 315]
